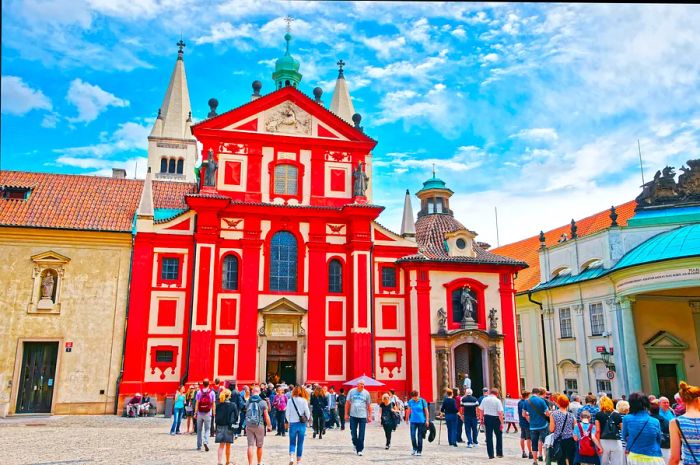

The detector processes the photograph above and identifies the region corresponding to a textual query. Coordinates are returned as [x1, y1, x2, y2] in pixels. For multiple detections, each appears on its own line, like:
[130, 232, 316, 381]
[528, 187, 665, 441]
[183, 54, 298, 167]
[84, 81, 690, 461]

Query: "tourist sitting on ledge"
[126, 393, 142, 417]
[139, 393, 153, 416]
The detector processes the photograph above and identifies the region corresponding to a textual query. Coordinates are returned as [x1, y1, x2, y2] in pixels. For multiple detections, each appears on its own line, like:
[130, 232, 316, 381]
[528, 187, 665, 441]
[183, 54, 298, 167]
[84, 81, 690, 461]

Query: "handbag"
[677, 421, 700, 465]
[291, 397, 308, 423]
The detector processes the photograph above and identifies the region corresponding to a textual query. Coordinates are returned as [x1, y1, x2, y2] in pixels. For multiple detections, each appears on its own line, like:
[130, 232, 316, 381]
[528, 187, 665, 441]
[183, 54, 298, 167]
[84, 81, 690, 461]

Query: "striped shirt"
[677, 415, 700, 464]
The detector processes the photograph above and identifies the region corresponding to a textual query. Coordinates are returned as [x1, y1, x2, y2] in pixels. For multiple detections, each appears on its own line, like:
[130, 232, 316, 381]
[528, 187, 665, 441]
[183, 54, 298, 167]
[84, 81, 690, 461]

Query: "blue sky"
[2, 2, 700, 245]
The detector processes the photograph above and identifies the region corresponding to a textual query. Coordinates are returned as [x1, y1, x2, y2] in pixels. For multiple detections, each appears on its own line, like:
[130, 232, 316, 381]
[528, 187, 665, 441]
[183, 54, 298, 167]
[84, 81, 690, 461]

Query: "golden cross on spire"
[284, 15, 294, 33]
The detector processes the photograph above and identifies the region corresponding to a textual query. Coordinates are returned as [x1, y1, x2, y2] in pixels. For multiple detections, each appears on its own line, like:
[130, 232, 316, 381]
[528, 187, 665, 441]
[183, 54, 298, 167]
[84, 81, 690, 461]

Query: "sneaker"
[289, 454, 295, 465]
[416, 452, 422, 456]
[204, 444, 209, 452]
[385, 445, 390, 450]
[196, 448, 201, 451]
[358, 451, 363, 456]
[467, 444, 473, 448]
[529, 453, 533, 459]
[522, 452, 527, 458]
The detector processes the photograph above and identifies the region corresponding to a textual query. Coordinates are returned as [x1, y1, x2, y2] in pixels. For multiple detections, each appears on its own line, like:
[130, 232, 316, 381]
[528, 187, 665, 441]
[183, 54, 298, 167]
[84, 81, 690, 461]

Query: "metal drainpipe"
[181, 214, 198, 385]
[114, 233, 136, 415]
[527, 291, 550, 390]
[369, 242, 376, 378]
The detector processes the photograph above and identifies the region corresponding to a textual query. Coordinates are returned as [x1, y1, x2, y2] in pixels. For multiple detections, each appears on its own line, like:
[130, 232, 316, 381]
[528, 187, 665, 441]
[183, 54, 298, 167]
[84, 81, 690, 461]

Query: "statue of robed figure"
[203, 149, 218, 187]
[460, 285, 478, 328]
[353, 161, 369, 197]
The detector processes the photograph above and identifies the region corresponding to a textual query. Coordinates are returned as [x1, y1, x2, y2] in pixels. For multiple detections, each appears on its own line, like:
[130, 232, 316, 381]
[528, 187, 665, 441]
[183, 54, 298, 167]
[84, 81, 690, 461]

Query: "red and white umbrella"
[343, 374, 385, 387]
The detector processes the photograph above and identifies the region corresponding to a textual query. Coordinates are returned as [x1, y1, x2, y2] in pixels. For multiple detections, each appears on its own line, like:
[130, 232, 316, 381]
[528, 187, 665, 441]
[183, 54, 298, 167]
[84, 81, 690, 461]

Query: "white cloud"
[451, 26, 467, 40]
[41, 112, 60, 128]
[55, 120, 149, 160]
[510, 127, 559, 142]
[195, 22, 257, 45]
[375, 145, 486, 175]
[360, 35, 406, 60]
[66, 79, 129, 123]
[482, 53, 499, 63]
[1, 76, 53, 115]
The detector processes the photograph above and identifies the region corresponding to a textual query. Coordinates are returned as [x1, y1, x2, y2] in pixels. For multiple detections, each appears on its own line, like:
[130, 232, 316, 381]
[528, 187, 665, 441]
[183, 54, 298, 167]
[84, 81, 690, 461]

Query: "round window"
[456, 238, 466, 249]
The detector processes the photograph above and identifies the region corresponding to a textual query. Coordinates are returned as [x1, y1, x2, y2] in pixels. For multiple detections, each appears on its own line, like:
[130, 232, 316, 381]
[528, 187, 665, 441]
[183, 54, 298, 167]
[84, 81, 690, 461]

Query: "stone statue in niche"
[353, 161, 369, 197]
[38, 270, 56, 309]
[437, 307, 447, 335]
[203, 149, 218, 187]
[460, 285, 478, 328]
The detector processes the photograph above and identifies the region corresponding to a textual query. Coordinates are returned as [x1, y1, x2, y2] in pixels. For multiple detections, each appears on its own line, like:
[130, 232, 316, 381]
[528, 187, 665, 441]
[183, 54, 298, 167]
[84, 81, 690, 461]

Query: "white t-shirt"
[463, 377, 472, 389]
[478, 395, 504, 417]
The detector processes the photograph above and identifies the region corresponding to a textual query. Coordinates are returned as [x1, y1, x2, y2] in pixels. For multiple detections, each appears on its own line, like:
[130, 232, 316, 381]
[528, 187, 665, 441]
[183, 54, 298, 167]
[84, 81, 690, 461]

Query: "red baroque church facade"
[119, 37, 526, 403]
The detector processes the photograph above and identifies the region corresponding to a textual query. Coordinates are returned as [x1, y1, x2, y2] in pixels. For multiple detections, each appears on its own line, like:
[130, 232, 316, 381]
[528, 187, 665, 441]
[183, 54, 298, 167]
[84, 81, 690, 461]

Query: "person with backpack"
[595, 396, 623, 465]
[621, 392, 664, 465]
[379, 393, 399, 449]
[310, 386, 328, 439]
[245, 386, 272, 465]
[573, 410, 604, 464]
[523, 387, 551, 465]
[548, 394, 576, 465]
[286, 385, 311, 465]
[195, 378, 217, 452]
[405, 389, 430, 456]
[272, 386, 288, 436]
[215, 389, 239, 465]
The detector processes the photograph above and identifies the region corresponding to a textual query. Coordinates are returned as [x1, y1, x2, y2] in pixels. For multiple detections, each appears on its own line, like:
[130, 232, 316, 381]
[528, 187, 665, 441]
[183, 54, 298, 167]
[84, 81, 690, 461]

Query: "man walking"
[461, 388, 480, 447]
[195, 378, 216, 451]
[478, 388, 504, 459]
[522, 387, 550, 464]
[337, 388, 347, 430]
[245, 386, 272, 465]
[345, 381, 372, 456]
[518, 390, 533, 459]
[327, 386, 339, 429]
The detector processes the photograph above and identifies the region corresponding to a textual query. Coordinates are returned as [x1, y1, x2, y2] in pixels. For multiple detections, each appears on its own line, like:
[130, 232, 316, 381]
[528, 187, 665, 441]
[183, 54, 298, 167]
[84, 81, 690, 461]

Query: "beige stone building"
[0, 171, 192, 416]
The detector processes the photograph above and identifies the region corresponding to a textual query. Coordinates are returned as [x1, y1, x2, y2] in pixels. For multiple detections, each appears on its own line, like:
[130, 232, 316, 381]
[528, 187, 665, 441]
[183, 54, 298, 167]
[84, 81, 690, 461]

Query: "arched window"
[328, 259, 343, 293]
[168, 158, 176, 173]
[160, 158, 168, 173]
[176, 159, 184, 174]
[269, 231, 297, 291]
[273, 164, 298, 195]
[222, 255, 239, 291]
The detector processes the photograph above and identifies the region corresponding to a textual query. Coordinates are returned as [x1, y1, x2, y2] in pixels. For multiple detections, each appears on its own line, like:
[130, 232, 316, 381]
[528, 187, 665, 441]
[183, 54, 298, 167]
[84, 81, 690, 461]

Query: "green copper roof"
[531, 265, 606, 291]
[611, 223, 700, 271]
[416, 174, 453, 194]
[272, 32, 302, 88]
[627, 205, 700, 227]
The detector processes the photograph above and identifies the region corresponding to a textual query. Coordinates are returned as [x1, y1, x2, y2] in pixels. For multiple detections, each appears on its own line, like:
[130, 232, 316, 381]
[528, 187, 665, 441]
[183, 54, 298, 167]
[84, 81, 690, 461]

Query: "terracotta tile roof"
[490, 200, 637, 293]
[401, 213, 526, 266]
[0, 171, 195, 232]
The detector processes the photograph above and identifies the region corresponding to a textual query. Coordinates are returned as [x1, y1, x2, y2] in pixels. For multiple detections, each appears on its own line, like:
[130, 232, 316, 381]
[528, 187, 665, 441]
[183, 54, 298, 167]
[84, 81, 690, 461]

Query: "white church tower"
[147, 39, 197, 183]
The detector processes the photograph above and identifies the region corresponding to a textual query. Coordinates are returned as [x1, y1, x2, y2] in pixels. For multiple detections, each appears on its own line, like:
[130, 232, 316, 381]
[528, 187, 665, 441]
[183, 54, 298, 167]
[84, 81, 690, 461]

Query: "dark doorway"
[656, 363, 679, 400]
[454, 343, 484, 393]
[16, 342, 58, 414]
[266, 341, 297, 385]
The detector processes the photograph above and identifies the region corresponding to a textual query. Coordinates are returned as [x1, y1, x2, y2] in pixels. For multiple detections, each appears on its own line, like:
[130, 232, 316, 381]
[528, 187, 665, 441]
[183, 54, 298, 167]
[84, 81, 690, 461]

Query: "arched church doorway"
[454, 343, 483, 393]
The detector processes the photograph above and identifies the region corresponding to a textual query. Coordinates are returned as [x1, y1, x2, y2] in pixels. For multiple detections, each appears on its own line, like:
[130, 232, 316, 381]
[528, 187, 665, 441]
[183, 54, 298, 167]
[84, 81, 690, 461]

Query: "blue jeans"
[464, 416, 479, 445]
[410, 422, 426, 452]
[445, 413, 459, 445]
[288, 422, 307, 458]
[349, 416, 367, 452]
[276, 410, 286, 435]
[170, 407, 184, 434]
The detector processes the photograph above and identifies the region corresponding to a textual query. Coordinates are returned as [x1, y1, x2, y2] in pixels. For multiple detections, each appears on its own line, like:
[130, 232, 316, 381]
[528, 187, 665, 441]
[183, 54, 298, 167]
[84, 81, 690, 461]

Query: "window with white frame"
[559, 307, 573, 338]
[516, 314, 522, 342]
[273, 164, 298, 195]
[564, 378, 578, 393]
[596, 379, 612, 397]
[589, 302, 605, 336]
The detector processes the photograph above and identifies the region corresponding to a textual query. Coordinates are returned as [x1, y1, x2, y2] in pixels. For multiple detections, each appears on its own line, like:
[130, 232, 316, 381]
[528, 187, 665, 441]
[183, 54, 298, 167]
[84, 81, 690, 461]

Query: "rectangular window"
[589, 302, 605, 336]
[596, 379, 612, 397]
[273, 164, 298, 195]
[516, 314, 522, 342]
[381, 266, 397, 289]
[155, 350, 173, 363]
[565, 378, 578, 393]
[161, 257, 180, 281]
[559, 307, 573, 338]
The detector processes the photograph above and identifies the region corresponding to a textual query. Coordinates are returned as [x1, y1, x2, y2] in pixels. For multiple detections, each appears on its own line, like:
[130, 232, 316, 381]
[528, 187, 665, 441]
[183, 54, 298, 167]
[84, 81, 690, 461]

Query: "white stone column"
[573, 304, 592, 394]
[618, 296, 642, 393]
[607, 297, 628, 397]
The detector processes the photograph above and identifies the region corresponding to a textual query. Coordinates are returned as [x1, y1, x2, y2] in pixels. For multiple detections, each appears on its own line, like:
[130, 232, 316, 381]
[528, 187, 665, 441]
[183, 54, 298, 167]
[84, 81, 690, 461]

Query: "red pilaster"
[237, 225, 262, 384]
[415, 267, 434, 401]
[306, 221, 327, 383]
[499, 272, 520, 398]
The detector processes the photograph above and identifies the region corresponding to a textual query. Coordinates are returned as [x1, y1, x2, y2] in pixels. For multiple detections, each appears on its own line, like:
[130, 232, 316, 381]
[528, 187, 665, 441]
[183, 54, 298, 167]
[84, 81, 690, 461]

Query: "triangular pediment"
[30, 250, 71, 265]
[192, 86, 376, 146]
[259, 297, 307, 315]
[643, 331, 689, 350]
[372, 221, 417, 247]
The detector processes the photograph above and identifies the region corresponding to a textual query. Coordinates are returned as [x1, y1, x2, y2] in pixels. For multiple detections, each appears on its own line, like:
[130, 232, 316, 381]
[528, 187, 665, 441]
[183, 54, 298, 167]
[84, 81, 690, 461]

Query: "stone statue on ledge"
[437, 307, 447, 335]
[636, 159, 700, 210]
[203, 149, 218, 187]
[488, 308, 499, 334]
[353, 161, 369, 197]
[460, 285, 478, 328]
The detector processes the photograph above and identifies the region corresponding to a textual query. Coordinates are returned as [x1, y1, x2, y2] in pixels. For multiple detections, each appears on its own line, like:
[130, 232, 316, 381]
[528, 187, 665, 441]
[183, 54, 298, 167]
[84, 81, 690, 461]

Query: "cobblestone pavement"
[1, 415, 528, 465]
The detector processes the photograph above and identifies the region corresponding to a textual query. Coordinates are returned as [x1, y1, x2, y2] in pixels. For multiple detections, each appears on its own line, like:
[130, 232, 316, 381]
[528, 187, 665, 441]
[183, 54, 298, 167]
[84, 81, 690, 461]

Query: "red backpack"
[577, 423, 596, 456]
[198, 389, 213, 413]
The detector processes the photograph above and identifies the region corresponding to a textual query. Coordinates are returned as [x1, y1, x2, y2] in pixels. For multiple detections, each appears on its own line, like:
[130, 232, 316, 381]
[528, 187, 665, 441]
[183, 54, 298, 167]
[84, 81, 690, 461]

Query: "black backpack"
[601, 412, 620, 439]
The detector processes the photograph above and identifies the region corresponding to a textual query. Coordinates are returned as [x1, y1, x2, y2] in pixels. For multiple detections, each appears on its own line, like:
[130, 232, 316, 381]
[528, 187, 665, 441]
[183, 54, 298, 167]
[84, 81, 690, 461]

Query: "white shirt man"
[478, 389, 505, 459]
[463, 374, 472, 390]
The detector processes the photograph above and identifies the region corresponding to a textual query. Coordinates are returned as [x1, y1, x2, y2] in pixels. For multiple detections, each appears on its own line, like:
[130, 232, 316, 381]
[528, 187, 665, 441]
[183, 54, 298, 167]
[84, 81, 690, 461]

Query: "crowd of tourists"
[164, 376, 700, 465]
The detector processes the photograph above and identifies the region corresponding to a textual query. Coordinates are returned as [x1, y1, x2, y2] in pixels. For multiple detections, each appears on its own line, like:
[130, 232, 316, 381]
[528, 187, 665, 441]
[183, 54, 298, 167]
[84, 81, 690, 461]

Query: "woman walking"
[405, 389, 430, 456]
[549, 394, 577, 465]
[170, 385, 186, 435]
[621, 392, 663, 465]
[595, 396, 623, 465]
[440, 388, 460, 447]
[310, 386, 328, 439]
[286, 386, 311, 465]
[669, 381, 700, 465]
[380, 393, 399, 449]
[215, 389, 238, 465]
[184, 383, 198, 434]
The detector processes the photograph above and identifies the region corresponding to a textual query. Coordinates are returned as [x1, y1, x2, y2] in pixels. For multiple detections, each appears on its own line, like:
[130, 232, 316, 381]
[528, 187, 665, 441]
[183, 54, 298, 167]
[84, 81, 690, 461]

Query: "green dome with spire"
[417, 173, 453, 195]
[272, 32, 302, 89]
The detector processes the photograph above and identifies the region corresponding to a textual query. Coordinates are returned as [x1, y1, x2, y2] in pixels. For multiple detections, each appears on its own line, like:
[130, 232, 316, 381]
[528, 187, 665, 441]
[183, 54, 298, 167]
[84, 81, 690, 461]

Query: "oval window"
[456, 238, 466, 249]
